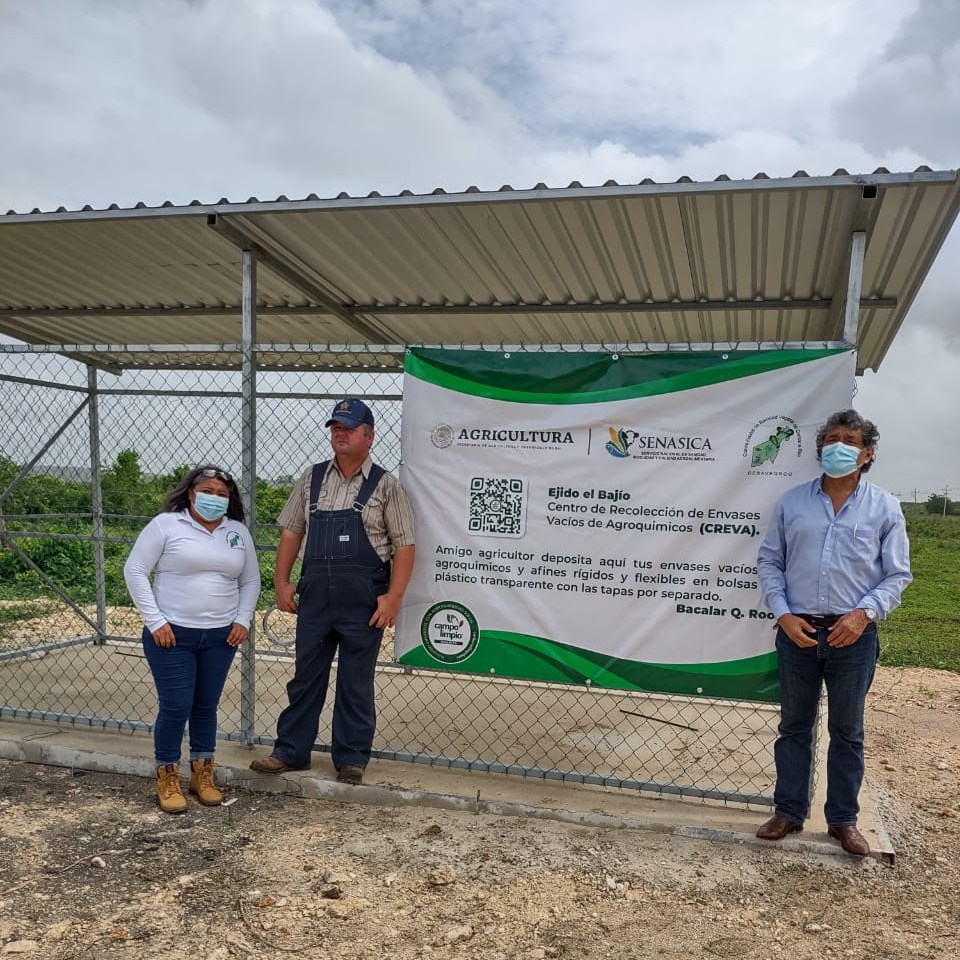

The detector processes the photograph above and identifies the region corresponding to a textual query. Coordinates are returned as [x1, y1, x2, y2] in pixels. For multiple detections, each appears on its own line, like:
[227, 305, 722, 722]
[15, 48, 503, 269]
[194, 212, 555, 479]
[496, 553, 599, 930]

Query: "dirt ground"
[1, 665, 958, 960]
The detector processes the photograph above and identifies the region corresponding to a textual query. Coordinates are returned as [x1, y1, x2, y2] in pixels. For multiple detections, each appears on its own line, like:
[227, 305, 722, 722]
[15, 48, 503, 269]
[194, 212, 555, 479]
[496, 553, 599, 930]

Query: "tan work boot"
[189, 758, 223, 806]
[156, 763, 188, 814]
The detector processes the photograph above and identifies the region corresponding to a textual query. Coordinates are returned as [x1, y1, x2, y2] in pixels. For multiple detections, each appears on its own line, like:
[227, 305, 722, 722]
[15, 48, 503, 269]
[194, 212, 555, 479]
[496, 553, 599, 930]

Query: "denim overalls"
[271, 461, 390, 770]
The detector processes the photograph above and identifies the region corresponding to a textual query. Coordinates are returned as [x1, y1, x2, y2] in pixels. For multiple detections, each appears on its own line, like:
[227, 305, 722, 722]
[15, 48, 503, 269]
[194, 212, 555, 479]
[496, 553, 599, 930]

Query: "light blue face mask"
[820, 441, 862, 478]
[193, 491, 229, 521]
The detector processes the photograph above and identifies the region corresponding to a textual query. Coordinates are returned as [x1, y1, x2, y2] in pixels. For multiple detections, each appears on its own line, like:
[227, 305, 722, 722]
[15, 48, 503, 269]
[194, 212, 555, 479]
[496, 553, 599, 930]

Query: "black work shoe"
[336, 764, 364, 785]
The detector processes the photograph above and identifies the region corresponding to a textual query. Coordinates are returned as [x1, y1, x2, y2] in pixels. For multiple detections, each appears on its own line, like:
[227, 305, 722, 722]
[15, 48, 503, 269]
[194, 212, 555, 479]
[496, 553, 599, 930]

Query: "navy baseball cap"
[325, 397, 375, 429]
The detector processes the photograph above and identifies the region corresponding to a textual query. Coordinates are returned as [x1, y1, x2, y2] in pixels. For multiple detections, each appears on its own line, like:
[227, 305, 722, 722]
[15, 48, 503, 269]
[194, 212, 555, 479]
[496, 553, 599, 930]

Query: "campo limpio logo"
[420, 601, 480, 664]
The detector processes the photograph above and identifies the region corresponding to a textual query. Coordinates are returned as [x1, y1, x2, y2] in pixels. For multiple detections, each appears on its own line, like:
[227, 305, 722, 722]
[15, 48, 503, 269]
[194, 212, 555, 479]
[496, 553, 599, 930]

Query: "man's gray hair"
[815, 409, 878, 473]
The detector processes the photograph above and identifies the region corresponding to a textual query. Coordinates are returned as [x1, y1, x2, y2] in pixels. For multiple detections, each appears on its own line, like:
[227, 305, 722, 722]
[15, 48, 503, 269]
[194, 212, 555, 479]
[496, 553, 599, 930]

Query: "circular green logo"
[420, 602, 480, 664]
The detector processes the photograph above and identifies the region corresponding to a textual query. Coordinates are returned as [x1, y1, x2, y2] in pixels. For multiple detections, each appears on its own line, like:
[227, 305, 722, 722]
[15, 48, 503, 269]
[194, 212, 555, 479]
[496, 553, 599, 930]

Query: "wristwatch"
[861, 607, 877, 622]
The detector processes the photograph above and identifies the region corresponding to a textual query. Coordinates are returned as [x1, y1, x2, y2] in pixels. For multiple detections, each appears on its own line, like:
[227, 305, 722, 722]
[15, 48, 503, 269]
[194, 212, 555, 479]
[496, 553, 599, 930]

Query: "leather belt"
[796, 614, 841, 628]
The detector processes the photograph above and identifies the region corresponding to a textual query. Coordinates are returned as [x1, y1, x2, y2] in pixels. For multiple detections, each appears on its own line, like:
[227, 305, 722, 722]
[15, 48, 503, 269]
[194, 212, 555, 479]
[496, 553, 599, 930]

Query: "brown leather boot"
[156, 764, 188, 814]
[828, 824, 870, 856]
[756, 813, 802, 840]
[189, 758, 223, 806]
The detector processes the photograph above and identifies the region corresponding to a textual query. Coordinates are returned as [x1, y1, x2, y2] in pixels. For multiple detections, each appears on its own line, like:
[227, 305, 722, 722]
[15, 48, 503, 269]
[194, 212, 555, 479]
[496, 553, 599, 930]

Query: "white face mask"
[193, 491, 229, 520]
[820, 442, 862, 478]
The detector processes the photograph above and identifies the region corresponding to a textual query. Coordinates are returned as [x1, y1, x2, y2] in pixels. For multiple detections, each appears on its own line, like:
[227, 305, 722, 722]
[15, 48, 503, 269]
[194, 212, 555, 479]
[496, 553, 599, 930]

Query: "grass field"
[881, 513, 960, 672]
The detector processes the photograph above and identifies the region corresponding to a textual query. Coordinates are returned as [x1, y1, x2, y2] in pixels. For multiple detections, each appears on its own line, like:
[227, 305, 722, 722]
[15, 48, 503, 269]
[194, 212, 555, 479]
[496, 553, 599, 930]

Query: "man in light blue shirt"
[756, 409, 912, 856]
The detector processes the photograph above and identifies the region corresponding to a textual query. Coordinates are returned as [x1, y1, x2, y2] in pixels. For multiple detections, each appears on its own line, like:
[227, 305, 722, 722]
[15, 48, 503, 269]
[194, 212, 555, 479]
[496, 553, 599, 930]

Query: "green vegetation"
[0, 451, 290, 609]
[1, 451, 958, 672]
[881, 514, 960, 672]
[924, 492, 957, 516]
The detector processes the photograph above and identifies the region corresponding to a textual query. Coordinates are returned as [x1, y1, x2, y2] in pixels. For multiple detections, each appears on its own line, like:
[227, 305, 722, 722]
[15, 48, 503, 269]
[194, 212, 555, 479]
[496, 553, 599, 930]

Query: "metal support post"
[88, 367, 107, 641]
[808, 691, 826, 813]
[842, 231, 866, 347]
[240, 249, 258, 747]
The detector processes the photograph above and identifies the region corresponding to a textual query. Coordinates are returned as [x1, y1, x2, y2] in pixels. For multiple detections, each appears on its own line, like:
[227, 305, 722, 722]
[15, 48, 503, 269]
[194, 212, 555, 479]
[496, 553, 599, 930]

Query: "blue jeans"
[773, 625, 879, 826]
[142, 624, 237, 766]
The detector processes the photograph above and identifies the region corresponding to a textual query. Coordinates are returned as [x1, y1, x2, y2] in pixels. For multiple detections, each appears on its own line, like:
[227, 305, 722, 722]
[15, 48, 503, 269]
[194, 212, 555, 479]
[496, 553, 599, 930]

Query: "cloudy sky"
[0, 0, 957, 498]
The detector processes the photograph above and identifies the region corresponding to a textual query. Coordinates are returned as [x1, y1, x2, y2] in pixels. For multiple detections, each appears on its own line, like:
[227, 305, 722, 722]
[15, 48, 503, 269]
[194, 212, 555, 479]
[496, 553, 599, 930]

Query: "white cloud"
[888, 230, 960, 348]
[0, 0, 532, 207]
[0, 0, 943, 209]
[325, 0, 918, 153]
[835, 0, 960, 164]
[856, 324, 960, 496]
[526, 130, 926, 189]
[0, 0, 957, 495]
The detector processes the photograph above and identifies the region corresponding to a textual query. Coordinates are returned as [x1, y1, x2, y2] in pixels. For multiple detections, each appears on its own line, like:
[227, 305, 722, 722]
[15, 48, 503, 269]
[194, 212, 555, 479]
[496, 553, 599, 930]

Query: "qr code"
[467, 476, 527, 538]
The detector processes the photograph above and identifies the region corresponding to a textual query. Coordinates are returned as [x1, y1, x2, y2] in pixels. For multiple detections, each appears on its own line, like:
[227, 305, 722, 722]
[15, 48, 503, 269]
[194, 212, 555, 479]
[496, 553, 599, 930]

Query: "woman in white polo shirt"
[124, 465, 261, 813]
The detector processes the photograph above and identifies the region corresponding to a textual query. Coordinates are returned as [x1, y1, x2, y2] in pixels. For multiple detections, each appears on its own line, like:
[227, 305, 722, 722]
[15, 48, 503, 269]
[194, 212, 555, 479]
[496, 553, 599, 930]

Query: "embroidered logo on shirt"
[227, 532, 243, 549]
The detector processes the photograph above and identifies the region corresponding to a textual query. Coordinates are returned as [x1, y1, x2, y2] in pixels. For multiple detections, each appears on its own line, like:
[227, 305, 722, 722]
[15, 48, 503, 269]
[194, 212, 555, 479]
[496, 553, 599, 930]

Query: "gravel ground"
[0, 664, 958, 960]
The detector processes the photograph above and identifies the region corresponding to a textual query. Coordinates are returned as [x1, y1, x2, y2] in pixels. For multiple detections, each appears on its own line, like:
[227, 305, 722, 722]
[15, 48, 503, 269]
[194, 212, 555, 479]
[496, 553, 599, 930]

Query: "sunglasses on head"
[195, 468, 233, 483]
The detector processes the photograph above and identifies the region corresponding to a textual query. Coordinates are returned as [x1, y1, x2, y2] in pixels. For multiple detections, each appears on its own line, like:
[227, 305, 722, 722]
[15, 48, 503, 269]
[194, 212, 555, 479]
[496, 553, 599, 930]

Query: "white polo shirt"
[124, 510, 261, 632]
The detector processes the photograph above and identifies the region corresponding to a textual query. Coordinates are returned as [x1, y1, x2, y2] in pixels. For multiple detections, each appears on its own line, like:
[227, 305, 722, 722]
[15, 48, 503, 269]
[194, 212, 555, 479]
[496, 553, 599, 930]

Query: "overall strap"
[353, 464, 386, 512]
[309, 461, 329, 508]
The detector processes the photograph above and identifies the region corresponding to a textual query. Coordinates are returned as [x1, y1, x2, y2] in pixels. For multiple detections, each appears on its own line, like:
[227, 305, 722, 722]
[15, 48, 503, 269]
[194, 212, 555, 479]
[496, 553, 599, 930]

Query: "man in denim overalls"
[250, 398, 416, 785]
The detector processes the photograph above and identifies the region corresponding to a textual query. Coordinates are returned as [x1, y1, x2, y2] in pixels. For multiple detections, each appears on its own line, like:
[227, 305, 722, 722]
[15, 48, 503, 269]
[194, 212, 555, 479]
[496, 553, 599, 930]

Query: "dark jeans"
[142, 624, 237, 766]
[773, 624, 879, 826]
[271, 570, 384, 770]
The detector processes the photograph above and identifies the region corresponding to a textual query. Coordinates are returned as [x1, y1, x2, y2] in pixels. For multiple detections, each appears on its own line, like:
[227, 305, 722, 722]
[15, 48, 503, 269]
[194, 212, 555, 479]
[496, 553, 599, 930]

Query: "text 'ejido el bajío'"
[547, 487, 630, 502]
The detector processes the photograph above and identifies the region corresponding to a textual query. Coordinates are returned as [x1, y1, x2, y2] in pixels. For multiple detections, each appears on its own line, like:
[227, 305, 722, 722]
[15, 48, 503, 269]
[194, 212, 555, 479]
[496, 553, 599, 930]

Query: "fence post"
[239, 249, 258, 747]
[808, 692, 825, 813]
[842, 231, 866, 347]
[87, 367, 107, 642]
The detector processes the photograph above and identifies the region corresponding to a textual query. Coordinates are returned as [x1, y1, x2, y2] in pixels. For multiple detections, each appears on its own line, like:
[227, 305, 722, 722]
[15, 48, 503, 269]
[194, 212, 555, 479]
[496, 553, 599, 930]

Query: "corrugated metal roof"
[1, 168, 957, 372]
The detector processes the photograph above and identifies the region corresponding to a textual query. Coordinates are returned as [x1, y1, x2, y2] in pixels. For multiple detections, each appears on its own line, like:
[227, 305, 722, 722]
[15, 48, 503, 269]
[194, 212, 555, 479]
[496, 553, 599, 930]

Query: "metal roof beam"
[70, 356, 124, 375]
[0, 342, 232, 353]
[0, 306, 287, 318]
[0, 331, 123, 373]
[356, 298, 896, 316]
[842, 231, 867, 345]
[0, 340, 850, 355]
[1, 170, 956, 225]
[0, 297, 899, 321]
[207, 213, 390, 343]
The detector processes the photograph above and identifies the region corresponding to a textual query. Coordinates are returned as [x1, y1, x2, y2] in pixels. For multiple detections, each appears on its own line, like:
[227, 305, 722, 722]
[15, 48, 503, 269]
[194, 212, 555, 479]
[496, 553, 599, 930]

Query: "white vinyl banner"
[396, 349, 855, 701]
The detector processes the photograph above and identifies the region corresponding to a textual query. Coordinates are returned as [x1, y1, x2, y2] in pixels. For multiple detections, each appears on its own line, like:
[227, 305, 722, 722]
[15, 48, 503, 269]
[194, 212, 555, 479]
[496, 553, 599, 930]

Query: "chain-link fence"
[0, 344, 781, 806]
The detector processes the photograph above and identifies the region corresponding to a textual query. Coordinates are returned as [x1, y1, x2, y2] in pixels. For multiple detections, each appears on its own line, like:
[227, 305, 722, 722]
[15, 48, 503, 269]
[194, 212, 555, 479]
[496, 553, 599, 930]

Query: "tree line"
[0, 450, 292, 604]
[923, 493, 957, 516]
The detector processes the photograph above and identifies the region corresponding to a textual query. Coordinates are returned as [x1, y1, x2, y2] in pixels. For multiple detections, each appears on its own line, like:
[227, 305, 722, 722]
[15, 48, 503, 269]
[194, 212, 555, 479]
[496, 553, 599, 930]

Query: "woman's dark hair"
[161, 465, 245, 522]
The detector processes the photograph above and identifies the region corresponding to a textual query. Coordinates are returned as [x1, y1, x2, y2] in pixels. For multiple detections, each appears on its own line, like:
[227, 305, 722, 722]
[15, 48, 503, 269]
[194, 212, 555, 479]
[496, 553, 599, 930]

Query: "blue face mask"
[820, 442, 862, 478]
[193, 491, 229, 521]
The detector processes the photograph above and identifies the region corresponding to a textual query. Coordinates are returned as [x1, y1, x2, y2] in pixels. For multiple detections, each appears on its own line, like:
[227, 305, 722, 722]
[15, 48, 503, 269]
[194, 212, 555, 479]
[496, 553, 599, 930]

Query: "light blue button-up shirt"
[757, 476, 912, 620]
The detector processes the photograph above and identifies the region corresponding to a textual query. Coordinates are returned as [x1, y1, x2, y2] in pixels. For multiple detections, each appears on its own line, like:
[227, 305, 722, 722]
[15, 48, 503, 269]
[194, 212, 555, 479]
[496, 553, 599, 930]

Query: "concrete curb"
[0, 731, 889, 863]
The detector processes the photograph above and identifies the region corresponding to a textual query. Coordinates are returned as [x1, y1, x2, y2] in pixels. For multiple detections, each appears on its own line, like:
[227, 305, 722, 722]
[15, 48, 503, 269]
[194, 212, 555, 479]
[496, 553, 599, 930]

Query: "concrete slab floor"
[0, 716, 894, 863]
